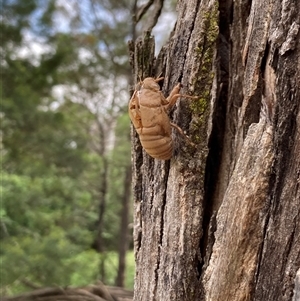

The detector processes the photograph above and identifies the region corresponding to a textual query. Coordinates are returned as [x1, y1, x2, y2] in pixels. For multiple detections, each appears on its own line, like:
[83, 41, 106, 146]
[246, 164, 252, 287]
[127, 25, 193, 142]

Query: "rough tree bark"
[129, 0, 300, 301]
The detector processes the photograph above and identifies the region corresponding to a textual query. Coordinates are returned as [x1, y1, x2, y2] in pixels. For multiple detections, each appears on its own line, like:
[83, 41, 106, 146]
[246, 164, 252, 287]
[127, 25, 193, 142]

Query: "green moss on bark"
[192, 3, 218, 114]
[190, 2, 218, 145]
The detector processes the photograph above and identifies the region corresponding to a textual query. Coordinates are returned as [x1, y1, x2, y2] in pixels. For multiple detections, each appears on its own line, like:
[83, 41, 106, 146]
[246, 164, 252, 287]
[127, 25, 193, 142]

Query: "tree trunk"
[129, 0, 300, 301]
[116, 165, 132, 287]
[95, 156, 108, 282]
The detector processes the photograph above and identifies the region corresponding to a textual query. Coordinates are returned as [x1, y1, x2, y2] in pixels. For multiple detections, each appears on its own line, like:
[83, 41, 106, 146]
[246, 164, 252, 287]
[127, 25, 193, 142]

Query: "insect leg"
[169, 93, 199, 107]
[129, 90, 143, 131]
[166, 84, 199, 109]
[155, 76, 164, 83]
[170, 122, 195, 146]
[129, 90, 137, 108]
[166, 84, 181, 109]
[129, 90, 141, 116]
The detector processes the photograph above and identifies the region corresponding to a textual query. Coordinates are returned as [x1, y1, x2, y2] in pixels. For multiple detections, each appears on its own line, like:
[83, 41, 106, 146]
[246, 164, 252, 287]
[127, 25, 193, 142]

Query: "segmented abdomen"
[137, 125, 173, 160]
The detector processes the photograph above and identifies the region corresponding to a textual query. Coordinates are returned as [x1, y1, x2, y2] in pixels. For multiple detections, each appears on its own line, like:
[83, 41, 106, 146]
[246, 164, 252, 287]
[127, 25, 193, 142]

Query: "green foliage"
[103, 114, 132, 250]
[84, 250, 134, 289]
[2, 229, 83, 287]
[0, 0, 37, 45]
[1, 0, 133, 296]
[1, 171, 98, 295]
[124, 251, 135, 289]
[1, 246, 134, 295]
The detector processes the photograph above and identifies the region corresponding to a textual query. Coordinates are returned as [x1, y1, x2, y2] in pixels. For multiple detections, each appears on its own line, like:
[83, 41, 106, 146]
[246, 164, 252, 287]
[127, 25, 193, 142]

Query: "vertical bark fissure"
[284, 223, 297, 261]
[203, 120, 274, 301]
[163, 1, 201, 88]
[269, 77, 298, 214]
[153, 160, 170, 296]
[179, 1, 201, 82]
[253, 31, 300, 297]
[253, 40, 276, 284]
[200, 0, 231, 272]
[133, 154, 143, 254]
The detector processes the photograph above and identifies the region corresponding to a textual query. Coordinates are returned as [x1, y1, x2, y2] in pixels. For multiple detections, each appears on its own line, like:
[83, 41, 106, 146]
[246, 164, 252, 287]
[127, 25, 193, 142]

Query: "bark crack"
[181, 1, 201, 77]
[199, 0, 231, 276]
[153, 160, 170, 298]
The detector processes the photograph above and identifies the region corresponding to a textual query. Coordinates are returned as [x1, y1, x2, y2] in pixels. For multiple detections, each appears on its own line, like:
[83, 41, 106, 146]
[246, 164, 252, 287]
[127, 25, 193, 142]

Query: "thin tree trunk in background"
[116, 165, 132, 287]
[129, 0, 300, 300]
[95, 156, 108, 282]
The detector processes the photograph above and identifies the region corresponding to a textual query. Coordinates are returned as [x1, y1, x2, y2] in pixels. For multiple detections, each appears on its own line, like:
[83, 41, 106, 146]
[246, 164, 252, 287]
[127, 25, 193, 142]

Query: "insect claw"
[155, 77, 164, 83]
[184, 134, 196, 147]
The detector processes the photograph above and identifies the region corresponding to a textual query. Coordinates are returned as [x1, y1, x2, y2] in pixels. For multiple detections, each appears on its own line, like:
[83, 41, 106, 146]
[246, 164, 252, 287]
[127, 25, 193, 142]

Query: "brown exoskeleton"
[129, 77, 196, 160]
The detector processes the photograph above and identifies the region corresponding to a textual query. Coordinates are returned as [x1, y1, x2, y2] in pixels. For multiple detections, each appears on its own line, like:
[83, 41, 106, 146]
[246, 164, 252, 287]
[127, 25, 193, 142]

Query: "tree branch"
[135, 0, 164, 32]
[136, 0, 155, 23]
[144, 0, 164, 32]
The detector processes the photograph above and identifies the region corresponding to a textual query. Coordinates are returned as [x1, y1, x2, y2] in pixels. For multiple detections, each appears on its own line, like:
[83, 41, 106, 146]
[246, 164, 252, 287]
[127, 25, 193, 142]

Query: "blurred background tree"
[0, 0, 177, 296]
